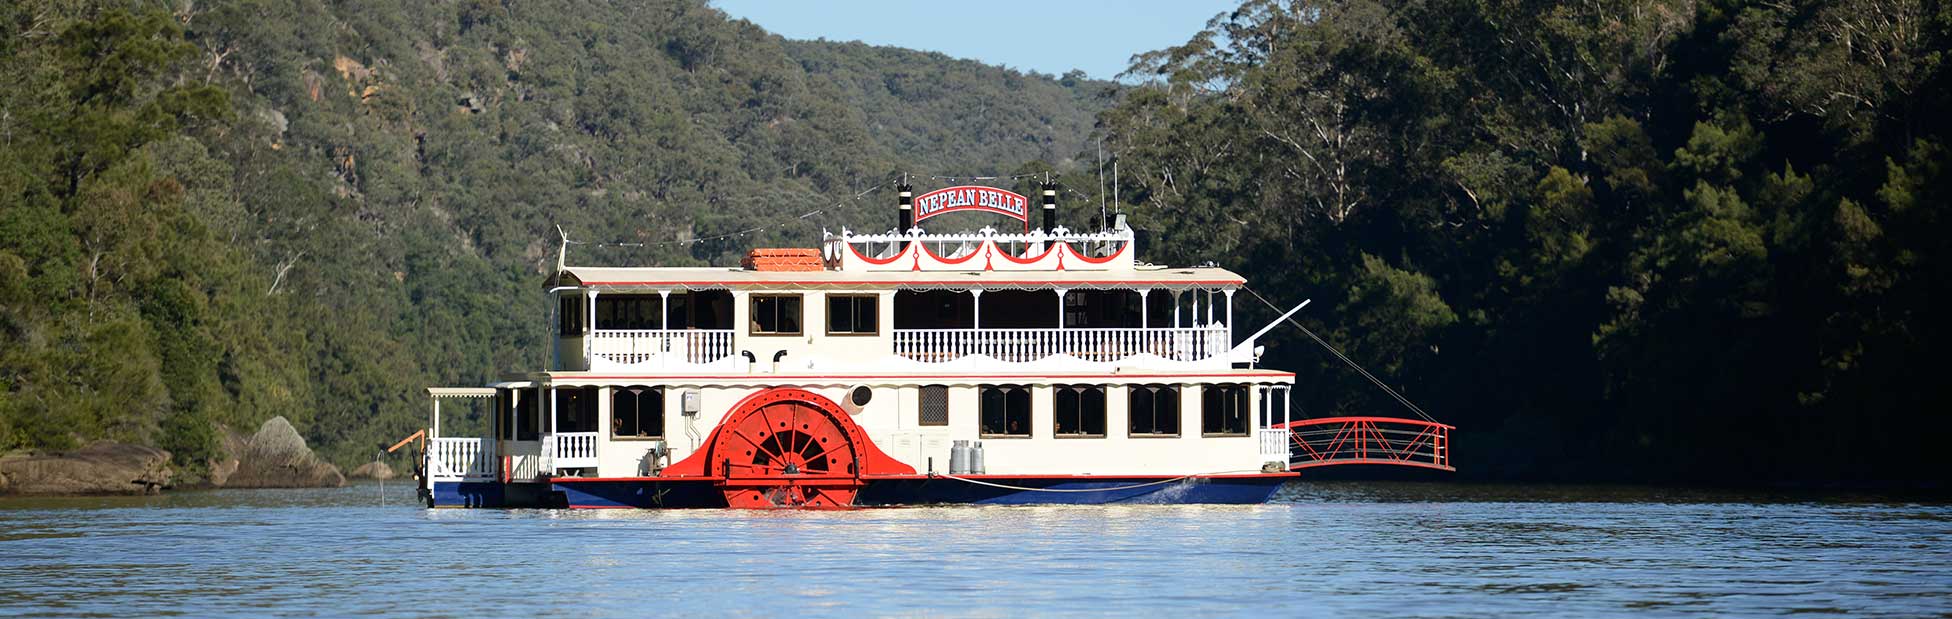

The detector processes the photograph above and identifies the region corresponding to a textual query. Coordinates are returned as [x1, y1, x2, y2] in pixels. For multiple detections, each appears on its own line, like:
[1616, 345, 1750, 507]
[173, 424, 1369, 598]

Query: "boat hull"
[517, 473, 1294, 509]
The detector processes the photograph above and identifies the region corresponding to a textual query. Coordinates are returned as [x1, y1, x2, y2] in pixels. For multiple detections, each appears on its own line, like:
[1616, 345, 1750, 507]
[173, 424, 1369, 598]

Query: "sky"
[709, 0, 1238, 80]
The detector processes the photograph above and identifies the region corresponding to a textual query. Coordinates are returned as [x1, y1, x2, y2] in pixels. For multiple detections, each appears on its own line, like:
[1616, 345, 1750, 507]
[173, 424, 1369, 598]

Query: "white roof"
[555, 265, 1245, 291]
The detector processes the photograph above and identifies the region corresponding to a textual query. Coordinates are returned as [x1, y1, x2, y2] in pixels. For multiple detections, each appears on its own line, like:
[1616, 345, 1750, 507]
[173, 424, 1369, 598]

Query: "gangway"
[1275, 417, 1452, 472]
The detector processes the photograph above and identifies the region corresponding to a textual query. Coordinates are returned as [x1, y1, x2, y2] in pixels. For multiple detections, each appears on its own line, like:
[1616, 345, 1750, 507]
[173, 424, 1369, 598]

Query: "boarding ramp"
[1276, 417, 1453, 472]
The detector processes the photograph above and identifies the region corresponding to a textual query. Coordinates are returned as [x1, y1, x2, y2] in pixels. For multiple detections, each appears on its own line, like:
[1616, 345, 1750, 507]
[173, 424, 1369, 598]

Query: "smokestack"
[897, 183, 914, 233]
[1041, 182, 1057, 234]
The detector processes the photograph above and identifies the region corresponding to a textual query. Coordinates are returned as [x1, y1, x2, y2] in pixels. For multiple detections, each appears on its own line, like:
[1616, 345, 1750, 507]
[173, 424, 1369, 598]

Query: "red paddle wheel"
[664, 388, 913, 508]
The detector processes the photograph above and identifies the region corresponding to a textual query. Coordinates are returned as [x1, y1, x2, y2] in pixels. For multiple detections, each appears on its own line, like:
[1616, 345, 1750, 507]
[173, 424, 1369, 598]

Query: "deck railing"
[549, 432, 600, 469]
[892, 327, 1228, 363]
[1256, 428, 1290, 461]
[428, 437, 495, 480]
[587, 329, 734, 365]
[1277, 417, 1454, 472]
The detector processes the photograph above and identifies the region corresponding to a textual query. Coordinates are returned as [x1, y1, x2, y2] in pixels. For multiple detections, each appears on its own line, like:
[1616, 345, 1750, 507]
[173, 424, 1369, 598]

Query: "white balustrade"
[587, 329, 734, 365]
[892, 327, 1229, 363]
[1257, 428, 1291, 462]
[551, 432, 600, 469]
[428, 437, 496, 481]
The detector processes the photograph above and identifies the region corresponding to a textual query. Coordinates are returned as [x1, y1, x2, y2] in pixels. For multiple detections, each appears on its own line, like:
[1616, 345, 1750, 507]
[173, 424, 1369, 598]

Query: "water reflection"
[1, 482, 1946, 617]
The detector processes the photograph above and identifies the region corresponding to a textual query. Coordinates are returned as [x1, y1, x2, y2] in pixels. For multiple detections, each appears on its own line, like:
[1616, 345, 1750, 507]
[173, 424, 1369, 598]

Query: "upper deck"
[546, 186, 1265, 375]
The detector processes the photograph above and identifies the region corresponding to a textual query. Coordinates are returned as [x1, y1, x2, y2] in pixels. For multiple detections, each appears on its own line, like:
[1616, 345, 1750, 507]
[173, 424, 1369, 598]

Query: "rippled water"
[1, 483, 1946, 617]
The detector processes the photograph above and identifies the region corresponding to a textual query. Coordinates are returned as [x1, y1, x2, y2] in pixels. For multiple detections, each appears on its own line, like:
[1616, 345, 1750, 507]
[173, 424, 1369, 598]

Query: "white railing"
[893, 327, 1229, 363]
[429, 437, 496, 480]
[587, 329, 734, 365]
[1257, 428, 1291, 462]
[827, 227, 1133, 262]
[549, 432, 600, 469]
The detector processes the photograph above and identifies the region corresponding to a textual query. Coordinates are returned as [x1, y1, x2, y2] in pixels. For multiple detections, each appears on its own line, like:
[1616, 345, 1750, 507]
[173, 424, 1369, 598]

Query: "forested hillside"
[5, 0, 1946, 487]
[1096, 0, 1949, 484]
[0, 0, 1109, 476]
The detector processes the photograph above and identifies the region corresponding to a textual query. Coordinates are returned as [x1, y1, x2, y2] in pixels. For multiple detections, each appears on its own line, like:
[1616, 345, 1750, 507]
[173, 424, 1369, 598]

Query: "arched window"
[1201, 384, 1250, 436]
[979, 385, 1032, 437]
[1054, 385, 1106, 437]
[1128, 384, 1180, 437]
[612, 386, 665, 438]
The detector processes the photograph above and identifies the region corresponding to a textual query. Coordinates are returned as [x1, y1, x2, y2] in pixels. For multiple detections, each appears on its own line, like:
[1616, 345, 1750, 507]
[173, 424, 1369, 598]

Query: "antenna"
[1097, 137, 1106, 232]
[1112, 158, 1120, 226]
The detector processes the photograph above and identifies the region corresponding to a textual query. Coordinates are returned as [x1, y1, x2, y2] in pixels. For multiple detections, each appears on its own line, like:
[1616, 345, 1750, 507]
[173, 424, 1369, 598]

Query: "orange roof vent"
[743, 248, 824, 272]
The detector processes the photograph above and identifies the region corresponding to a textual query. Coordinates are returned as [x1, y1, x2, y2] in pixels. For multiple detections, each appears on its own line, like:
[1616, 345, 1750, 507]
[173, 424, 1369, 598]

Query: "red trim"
[845, 241, 911, 266]
[1273, 416, 1455, 431]
[564, 372, 1296, 381]
[558, 472, 1299, 483]
[1061, 241, 1130, 265]
[992, 242, 1058, 265]
[921, 242, 985, 265]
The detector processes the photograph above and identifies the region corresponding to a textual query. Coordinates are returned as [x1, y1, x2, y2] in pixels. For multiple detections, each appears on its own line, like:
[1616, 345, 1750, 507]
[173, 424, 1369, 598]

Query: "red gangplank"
[1273, 417, 1453, 472]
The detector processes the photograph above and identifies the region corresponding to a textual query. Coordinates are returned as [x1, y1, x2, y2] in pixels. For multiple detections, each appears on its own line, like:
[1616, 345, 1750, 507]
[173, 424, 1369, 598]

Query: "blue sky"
[710, 0, 1238, 80]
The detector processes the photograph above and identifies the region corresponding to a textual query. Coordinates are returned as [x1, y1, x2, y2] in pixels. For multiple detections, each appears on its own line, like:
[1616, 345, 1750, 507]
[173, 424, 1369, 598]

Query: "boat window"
[979, 385, 1031, 437]
[919, 385, 948, 426]
[1128, 384, 1180, 437]
[1054, 385, 1107, 437]
[553, 387, 600, 432]
[495, 388, 513, 440]
[515, 387, 539, 441]
[1202, 384, 1251, 436]
[827, 294, 879, 335]
[595, 295, 663, 331]
[612, 386, 664, 438]
[1257, 385, 1290, 428]
[750, 294, 803, 335]
[557, 294, 585, 335]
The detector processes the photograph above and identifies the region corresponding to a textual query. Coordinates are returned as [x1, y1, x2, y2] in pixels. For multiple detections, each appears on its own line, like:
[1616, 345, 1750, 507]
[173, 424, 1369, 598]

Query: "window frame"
[918, 385, 949, 427]
[825, 293, 880, 336]
[610, 386, 665, 440]
[1053, 385, 1107, 438]
[1127, 384, 1181, 438]
[1201, 383, 1252, 437]
[978, 384, 1033, 438]
[748, 293, 804, 336]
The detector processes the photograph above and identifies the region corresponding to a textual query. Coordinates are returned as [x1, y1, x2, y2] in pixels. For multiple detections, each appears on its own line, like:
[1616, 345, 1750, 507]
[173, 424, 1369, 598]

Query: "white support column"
[585, 289, 598, 335]
[1172, 290, 1182, 328]
[970, 289, 983, 330]
[1205, 289, 1215, 324]
[548, 386, 558, 435]
[1191, 289, 1201, 327]
[658, 290, 670, 329]
[1055, 288, 1068, 330]
[1137, 289, 1150, 328]
[1224, 289, 1236, 342]
[432, 398, 441, 441]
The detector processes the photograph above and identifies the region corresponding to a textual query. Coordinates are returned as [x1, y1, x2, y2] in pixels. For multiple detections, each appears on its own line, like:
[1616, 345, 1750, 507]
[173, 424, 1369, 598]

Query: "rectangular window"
[595, 295, 664, 330]
[749, 294, 803, 335]
[918, 385, 948, 426]
[979, 385, 1032, 437]
[611, 386, 665, 438]
[1202, 384, 1251, 436]
[495, 388, 513, 440]
[826, 294, 879, 335]
[553, 387, 600, 432]
[1257, 385, 1290, 428]
[557, 294, 585, 335]
[1128, 384, 1180, 437]
[1054, 385, 1107, 437]
[515, 387, 539, 441]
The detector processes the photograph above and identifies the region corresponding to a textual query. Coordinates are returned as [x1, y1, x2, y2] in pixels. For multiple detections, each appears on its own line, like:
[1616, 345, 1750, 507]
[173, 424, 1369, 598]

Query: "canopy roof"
[554, 265, 1244, 292]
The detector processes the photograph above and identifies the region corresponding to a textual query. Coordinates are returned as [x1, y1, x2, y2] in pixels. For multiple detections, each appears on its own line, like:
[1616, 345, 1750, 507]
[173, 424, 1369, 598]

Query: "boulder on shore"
[0, 441, 173, 496]
[348, 461, 396, 480]
[219, 416, 345, 488]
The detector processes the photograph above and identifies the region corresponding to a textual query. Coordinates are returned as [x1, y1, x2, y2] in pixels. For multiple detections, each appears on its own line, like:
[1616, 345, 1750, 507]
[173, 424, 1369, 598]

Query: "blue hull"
[433, 475, 1292, 509]
[426, 481, 558, 508]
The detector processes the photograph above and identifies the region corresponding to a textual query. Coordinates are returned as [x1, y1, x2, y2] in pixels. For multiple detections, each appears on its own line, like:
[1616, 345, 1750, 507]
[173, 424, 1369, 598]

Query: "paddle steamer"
[418, 183, 1452, 508]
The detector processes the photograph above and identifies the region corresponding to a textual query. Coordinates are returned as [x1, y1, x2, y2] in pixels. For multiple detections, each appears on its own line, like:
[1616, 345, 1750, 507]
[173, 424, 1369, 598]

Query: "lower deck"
[427, 472, 1295, 508]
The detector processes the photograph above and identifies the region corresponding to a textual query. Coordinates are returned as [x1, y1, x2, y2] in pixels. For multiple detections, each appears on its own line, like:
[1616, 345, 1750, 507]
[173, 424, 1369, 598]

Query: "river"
[1, 482, 1946, 617]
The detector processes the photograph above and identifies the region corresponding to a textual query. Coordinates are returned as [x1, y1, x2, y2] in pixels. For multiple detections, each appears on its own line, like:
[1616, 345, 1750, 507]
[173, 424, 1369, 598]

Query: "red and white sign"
[912, 185, 1029, 230]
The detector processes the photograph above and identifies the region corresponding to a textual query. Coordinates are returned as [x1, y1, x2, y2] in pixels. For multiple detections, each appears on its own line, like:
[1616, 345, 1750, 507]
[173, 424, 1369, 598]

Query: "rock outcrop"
[0, 442, 173, 495]
[348, 461, 396, 480]
[218, 416, 345, 488]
